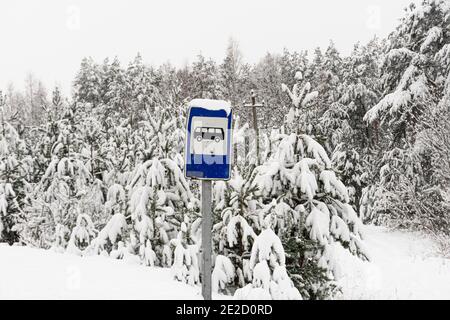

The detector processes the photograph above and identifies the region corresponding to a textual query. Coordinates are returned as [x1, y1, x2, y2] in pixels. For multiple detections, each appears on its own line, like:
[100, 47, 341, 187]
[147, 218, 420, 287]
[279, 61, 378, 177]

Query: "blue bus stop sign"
[185, 99, 233, 180]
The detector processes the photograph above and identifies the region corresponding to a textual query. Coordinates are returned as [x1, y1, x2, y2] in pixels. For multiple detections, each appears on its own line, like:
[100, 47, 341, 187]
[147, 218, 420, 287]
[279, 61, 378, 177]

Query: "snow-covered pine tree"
[190, 54, 221, 100]
[254, 78, 369, 299]
[280, 49, 310, 101]
[219, 38, 246, 108]
[212, 168, 260, 293]
[23, 74, 49, 126]
[87, 211, 128, 256]
[233, 223, 301, 300]
[29, 101, 99, 252]
[308, 41, 344, 140]
[102, 57, 129, 127]
[126, 155, 195, 266]
[418, 30, 450, 233]
[330, 144, 368, 214]
[415, 103, 450, 234]
[251, 53, 285, 128]
[340, 40, 382, 150]
[315, 41, 343, 107]
[77, 116, 108, 224]
[362, 0, 450, 231]
[0, 97, 31, 245]
[170, 215, 200, 285]
[126, 53, 161, 121]
[319, 39, 382, 214]
[212, 254, 235, 294]
[66, 211, 96, 255]
[17, 86, 66, 247]
[90, 102, 200, 270]
[73, 57, 103, 108]
[281, 70, 319, 135]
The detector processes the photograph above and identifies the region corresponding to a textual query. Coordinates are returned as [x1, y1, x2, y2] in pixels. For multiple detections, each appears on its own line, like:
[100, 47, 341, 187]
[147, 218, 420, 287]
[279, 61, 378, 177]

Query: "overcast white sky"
[0, 0, 416, 96]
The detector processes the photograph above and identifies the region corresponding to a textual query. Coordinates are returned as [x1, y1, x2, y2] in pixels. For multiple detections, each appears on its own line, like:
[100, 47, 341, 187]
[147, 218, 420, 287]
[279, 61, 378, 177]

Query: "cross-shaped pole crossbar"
[244, 90, 265, 166]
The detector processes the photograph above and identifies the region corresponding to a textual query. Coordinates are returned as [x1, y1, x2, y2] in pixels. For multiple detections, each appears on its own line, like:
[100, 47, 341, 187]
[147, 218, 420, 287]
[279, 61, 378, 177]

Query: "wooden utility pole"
[233, 114, 238, 168]
[244, 90, 265, 166]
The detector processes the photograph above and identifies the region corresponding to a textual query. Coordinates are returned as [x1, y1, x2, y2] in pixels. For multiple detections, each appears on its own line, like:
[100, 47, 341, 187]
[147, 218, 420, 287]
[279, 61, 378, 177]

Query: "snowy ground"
[0, 225, 448, 300]
[336, 225, 450, 300]
[0, 245, 212, 300]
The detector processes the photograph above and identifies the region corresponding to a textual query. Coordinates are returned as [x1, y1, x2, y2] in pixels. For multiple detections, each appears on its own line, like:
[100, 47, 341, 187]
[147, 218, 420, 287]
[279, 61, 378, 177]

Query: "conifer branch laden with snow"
[247, 75, 370, 298]
[234, 226, 302, 300]
[361, 0, 450, 232]
[212, 168, 260, 291]
[0, 112, 29, 245]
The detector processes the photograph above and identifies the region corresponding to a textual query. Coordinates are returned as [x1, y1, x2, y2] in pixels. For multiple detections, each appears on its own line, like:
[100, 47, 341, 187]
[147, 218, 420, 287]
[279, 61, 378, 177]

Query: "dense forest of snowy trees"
[0, 0, 449, 300]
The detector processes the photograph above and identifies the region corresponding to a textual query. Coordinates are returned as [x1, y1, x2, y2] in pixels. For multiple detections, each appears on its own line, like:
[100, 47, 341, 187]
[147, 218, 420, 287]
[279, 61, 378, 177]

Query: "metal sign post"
[184, 99, 233, 300]
[201, 180, 212, 300]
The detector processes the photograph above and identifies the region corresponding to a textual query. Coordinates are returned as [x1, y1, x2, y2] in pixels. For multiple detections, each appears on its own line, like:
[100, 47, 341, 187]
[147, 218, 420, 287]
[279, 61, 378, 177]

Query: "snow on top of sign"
[188, 99, 231, 115]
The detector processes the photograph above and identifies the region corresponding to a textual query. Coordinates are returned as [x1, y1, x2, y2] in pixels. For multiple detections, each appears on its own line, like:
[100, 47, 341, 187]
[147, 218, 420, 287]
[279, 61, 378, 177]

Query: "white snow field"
[0, 244, 218, 300]
[0, 225, 448, 300]
[336, 225, 450, 300]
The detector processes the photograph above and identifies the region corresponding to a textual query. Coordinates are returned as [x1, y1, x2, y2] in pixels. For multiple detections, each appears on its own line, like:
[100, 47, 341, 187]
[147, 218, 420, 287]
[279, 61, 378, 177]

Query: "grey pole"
[244, 90, 265, 166]
[250, 91, 260, 166]
[201, 179, 212, 300]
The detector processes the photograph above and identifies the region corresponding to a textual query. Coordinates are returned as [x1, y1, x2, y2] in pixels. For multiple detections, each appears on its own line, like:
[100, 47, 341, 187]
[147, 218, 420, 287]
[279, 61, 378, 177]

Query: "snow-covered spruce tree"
[74, 54, 162, 129]
[329, 145, 368, 214]
[156, 63, 185, 110]
[279, 49, 310, 103]
[125, 53, 162, 120]
[416, 38, 450, 234]
[339, 39, 382, 150]
[251, 53, 285, 128]
[73, 57, 103, 108]
[29, 102, 100, 252]
[89, 104, 200, 271]
[212, 254, 235, 294]
[319, 39, 382, 214]
[170, 215, 200, 285]
[313, 41, 343, 106]
[73, 98, 176, 258]
[233, 222, 301, 300]
[100, 57, 129, 127]
[281, 71, 319, 135]
[87, 209, 128, 257]
[126, 154, 196, 267]
[318, 101, 352, 154]
[0, 99, 30, 245]
[219, 38, 246, 109]
[362, 0, 450, 231]
[308, 41, 344, 141]
[62, 111, 107, 255]
[254, 80, 369, 299]
[211, 168, 260, 293]
[66, 212, 96, 255]
[416, 103, 450, 235]
[319, 39, 382, 153]
[190, 54, 221, 100]
[17, 86, 66, 247]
